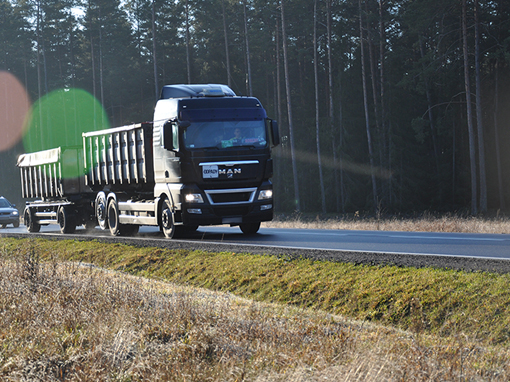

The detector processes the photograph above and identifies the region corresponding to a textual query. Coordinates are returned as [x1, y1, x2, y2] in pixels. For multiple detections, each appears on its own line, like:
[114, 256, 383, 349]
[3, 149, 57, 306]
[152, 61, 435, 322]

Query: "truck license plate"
[202, 165, 218, 178]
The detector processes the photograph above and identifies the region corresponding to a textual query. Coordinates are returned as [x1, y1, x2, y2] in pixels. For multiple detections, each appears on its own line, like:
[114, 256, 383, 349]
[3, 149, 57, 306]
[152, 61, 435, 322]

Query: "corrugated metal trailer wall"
[83, 122, 154, 189]
[17, 148, 63, 199]
[17, 147, 88, 199]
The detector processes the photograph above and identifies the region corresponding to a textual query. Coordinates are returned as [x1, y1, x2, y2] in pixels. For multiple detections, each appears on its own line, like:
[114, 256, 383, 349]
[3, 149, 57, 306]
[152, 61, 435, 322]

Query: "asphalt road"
[195, 226, 510, 259]
[2, 224, 510, 273]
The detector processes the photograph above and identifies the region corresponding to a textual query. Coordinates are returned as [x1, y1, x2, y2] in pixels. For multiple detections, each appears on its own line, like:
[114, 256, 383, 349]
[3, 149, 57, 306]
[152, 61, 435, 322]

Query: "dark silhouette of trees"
[2, 0, 510, 215]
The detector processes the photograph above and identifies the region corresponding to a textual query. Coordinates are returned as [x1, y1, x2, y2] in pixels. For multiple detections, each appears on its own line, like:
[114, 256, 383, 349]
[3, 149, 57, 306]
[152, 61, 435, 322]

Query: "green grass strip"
[2, 237, 510, 345]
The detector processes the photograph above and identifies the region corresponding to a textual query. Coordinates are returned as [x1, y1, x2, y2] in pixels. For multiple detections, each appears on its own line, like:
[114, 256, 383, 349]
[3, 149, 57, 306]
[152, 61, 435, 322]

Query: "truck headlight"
[258, 190, 273, 200]
[185, 193, 204, 203]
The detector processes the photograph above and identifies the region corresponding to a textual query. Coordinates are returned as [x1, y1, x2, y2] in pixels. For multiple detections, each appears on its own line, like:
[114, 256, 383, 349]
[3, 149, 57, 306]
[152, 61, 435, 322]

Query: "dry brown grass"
[263, 213, 510, 234]
[1, 242, 509, 381]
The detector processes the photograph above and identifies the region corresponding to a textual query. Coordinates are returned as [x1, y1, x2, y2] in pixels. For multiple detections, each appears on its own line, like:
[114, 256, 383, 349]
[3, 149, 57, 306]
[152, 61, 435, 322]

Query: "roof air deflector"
[160, 84, 236, 99]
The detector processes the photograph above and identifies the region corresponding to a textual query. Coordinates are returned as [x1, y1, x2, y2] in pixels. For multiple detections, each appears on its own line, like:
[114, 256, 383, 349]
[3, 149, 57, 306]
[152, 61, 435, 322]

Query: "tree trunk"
[89, 3, 97, 130]
[419, 37, 440, 177]
[493, 61, 505, 211]
[462, 0, 478, 215]
[452, 117, 456, 205]
[276, 19, 282, 130]
[98, 7, 104, 107]
[273, 19, 282, 211]
[365, 1, 383, 181]
[359, 0, 378, 211]
[243, 0, 253, 96]
[314, 0, 326, 213]
[36, 0, 43, 140]
[327, 0, 343, 212]
[281, 0, 300, 211]
[379, 0, 389, 203]
[152, 0, 159, 100]
[474, 0, 487, 213]
[185, 0, 191, 84]
[222, 0, 231, 88]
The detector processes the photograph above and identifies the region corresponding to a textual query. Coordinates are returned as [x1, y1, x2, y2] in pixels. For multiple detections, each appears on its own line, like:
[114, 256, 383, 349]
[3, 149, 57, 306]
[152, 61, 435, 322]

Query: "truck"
[17, 84, 279, 238]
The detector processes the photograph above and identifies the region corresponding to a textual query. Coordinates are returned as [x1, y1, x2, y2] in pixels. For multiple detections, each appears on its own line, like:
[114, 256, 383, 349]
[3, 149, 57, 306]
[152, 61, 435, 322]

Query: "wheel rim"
[162, 207, 172, 229]
[160, 200, 175, 238]
[96, 192, 108, 230]
[97, 203, 105, 221]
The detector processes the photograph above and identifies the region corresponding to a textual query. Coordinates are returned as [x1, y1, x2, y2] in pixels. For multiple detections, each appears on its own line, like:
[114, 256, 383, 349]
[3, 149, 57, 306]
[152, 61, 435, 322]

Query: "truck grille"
[204, 188, 257, 205]
[209, 192, 252, 204]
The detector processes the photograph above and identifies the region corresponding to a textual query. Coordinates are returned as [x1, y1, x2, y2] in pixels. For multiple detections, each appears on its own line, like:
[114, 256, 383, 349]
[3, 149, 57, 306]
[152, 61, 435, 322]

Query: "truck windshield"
[184, 120, 267, 149]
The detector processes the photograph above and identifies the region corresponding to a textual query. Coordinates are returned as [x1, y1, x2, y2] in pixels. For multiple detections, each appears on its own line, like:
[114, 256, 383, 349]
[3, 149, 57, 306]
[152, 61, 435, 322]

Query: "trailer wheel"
[240, 222, 260, 235]
[107, 199, 121, 236]
[96, 192, 108, 230]
[58, 206, 76, 234]
[24, 208, 40, 233]
[160, 198, 176, 239]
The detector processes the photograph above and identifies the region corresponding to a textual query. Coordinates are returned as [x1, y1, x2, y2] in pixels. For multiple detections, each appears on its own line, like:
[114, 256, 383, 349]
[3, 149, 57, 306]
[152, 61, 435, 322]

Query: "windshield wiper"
[200, 145, 221, 150]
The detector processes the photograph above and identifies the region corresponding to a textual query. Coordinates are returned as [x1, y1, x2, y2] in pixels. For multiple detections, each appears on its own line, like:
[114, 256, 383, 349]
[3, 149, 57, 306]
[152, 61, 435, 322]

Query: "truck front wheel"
[240, 222, 260, 235]
[160, 199, 176, 239]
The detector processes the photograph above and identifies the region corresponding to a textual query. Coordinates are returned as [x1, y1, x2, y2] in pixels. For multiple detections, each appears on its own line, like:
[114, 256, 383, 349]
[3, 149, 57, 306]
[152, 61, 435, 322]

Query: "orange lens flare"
[0, 71, 30, 151]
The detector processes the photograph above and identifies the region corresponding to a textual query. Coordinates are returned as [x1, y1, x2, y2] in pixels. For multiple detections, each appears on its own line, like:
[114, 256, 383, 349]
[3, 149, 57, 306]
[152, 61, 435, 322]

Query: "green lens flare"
[22, 89, 110, 179]
[23, 88, 110, 153]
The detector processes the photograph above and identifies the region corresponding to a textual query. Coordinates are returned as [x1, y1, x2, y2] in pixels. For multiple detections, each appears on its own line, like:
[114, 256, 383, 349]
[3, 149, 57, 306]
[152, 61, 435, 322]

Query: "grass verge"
[264, 212, 510, 234]
[1, 237, 509, 380]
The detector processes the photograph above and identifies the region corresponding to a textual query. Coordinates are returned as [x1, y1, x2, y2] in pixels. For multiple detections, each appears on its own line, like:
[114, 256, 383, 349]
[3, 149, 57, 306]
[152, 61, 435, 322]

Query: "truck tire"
[240, 222, 260, 235]
[107, 199, 121, 236]
[107, 198, 138, 236]
[58, 206, 76, 234]
[160, 198, 177, 238]
[96, 192, 108, 230]
[24, 208, 40, 233]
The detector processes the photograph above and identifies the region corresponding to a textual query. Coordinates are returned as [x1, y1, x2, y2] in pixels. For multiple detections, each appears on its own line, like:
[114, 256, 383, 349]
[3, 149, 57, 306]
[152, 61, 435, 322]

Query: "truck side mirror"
[268, 119, 280, 147]
[163, 121, 179, 151]
[179, 120, 191, 129]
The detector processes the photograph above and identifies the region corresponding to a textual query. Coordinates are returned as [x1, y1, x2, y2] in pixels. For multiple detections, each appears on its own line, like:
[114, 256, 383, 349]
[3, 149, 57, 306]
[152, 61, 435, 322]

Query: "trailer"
[83, 122, 156, 235]
[17, 146, 95, 233]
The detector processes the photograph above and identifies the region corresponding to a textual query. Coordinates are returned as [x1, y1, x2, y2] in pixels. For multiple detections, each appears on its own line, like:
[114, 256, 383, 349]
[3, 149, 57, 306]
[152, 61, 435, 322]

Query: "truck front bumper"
[180, 182, 273, 226]
[182, 202, 273, 226]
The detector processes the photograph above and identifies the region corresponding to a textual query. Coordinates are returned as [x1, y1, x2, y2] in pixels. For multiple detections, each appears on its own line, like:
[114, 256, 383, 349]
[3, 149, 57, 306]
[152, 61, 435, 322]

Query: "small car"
[0, 196, 20, 228]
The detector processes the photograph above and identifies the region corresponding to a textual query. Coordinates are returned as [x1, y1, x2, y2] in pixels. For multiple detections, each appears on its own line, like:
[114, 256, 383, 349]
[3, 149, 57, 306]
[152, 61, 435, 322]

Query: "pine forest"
[1, 0, 510, 216]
